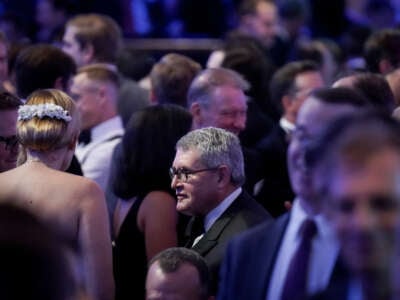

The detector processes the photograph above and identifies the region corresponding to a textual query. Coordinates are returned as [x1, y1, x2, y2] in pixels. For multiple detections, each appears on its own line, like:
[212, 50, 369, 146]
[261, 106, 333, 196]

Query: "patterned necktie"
[280, 219, 317, 300]
[185, 216, 204, 248]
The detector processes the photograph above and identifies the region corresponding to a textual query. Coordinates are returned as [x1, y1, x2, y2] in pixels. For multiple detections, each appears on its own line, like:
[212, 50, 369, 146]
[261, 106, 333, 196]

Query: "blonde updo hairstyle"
[17, 89, 80, 151]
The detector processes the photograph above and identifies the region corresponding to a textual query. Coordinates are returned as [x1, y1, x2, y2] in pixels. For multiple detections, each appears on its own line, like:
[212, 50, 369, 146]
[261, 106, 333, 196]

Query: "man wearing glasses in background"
[170, 127, 271, 297]
[0, 91, 22, 172]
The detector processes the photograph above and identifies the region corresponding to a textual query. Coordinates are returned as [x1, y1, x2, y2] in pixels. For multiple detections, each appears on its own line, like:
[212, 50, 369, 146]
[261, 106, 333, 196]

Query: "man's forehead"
[297, 97, 359, 135]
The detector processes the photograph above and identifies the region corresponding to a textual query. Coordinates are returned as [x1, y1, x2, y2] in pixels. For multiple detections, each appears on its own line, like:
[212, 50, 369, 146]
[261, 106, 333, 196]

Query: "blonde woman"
[0, 89, 114, 300]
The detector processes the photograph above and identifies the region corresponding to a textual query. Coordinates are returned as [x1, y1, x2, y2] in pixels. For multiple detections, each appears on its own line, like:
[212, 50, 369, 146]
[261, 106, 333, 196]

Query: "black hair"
[113, 104, 192, 199]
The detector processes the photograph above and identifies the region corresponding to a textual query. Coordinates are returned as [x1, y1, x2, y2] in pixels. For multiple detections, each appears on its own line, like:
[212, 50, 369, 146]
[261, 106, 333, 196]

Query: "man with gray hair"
[170, 127, 270, 295]
[188, 68, 249, 136]
[146, 247, 212, 300]
[188, 67, 263, 193]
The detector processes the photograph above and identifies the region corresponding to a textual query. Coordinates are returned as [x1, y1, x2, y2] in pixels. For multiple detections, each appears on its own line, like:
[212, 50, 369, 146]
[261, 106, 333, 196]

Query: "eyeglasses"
[169, 166, 219, 182]
[0, 135, 18, 150]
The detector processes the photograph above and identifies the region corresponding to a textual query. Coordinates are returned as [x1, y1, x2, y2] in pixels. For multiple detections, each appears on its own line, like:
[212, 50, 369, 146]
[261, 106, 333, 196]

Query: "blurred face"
[288, 96, 358, 202]
[35, 0, 58, 27]
[62, 25, 86, 67]
[285, 71, 324, 122]
[171, 148, 220, 216]
[326, 149, 400, 275]
[0, 109, 18, 172]
[70, 73, 100, 130]
[245, 1, 279, 47]
[146, 262, 203, 300]
[199, 86, 247, 136]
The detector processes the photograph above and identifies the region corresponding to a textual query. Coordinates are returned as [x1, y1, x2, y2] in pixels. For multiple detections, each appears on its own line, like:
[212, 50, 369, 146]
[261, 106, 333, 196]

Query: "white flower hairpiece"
[18, 103, 72, 122]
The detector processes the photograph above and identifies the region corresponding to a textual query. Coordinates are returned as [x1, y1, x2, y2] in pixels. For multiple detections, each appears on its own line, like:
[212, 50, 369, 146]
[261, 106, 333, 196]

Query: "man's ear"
[82, 43, 94, 64]
[190, 102, 203, 128]
[216, 165, 231, 187]
[282, 95, 293, 113]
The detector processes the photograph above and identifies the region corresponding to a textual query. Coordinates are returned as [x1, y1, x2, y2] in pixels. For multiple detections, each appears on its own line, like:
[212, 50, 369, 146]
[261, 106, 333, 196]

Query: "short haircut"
[269, 60, 320, 115]
[347, 72, 395, 113]
[149, 247, 210, 299]
[221, 38, 275, 111]
[306, 111, 400, 196]
[364, 28, 400, 73]
[310, 86, 369, 107]
[150, 53, 201, 107]
[77, 63, 120, 88]
[0, 91, 22, 110]
[176, 127, 245, 186]
[112, 104, 192, 199]
[66, 13, 122, 63]
[14, 44, 76, 99]
[187, 67, 249, 109]
[17, 89, 80, 151]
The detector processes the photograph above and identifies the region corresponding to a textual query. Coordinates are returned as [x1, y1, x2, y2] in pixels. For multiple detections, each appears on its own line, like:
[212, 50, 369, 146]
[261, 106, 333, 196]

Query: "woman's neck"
[26, 148, 68, 171]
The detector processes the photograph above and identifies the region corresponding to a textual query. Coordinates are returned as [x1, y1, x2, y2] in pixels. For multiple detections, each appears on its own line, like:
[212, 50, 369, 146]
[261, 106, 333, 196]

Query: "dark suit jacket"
[308, 257, 350, 300]
[218, 212, 289, 300]
[187, 191, 272, 295]
[117, 77, 149, 127]
[218, 213, 347, 300]
[256, 124, 295, 216]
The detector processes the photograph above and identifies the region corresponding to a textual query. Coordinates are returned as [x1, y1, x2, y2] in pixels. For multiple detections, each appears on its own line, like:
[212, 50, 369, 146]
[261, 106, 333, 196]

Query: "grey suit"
[187, 191, 272, 295]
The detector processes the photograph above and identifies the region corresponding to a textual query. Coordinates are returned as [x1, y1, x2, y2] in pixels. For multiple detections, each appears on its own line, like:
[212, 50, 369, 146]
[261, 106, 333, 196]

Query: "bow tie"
[78, 130, 92, 145]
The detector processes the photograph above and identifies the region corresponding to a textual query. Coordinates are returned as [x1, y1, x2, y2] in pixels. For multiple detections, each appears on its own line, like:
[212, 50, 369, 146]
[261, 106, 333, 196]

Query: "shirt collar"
[90, 116, 123, 141]
[204, 187, 242, 232]
[280, 117, 295, 134]
[289, 197, 336, 240]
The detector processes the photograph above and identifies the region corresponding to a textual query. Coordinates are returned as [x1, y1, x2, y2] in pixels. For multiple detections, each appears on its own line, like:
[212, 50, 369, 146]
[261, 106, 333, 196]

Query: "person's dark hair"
[310, 86, 368, 107]
[14, 44, 76, 98]
[0, 203, 76, 300]
[149, 247, 210, 299]
[222, 37, 275, 114]
[349, 72, 395, 113]
[66, 13, 122, 63]
[364, 28, 400, 73]
[150, 53, 202, 107]
[0, 91, 22, 109]
[113, 104, 192, 199]
[116, 47, 155, 81]
[269, 60, 319, 115]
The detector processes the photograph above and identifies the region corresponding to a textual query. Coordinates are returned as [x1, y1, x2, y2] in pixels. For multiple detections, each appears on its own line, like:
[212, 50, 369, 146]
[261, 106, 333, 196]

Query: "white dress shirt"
[76, 116, 124, 191]
[267, 198, 339, 300]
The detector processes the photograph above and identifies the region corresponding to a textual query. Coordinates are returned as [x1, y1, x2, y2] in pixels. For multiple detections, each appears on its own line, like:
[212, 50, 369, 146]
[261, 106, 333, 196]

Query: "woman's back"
[0, 161, 103, 248]
[3, 89, 114, 300]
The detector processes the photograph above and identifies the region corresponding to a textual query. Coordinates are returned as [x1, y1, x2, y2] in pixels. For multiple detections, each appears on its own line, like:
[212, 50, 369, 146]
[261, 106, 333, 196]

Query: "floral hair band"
[18, 103, 72, 122]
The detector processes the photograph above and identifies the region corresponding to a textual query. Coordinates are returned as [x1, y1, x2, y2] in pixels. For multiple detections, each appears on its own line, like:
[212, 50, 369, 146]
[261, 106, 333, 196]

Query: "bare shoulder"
[138, 190, 177, 227]
[66, 174, 103, 197]
[142, 191, 176, 209]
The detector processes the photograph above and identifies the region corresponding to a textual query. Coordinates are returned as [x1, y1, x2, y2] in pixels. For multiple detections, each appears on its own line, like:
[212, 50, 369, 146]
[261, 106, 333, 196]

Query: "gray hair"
[176, 127, 245, 186]
[187, 67, 250, 109]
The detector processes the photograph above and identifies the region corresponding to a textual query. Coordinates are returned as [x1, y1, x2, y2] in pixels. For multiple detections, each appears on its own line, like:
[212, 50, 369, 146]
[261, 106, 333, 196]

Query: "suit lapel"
[254, 213, 290, 299]
[191, 192, 248, 255]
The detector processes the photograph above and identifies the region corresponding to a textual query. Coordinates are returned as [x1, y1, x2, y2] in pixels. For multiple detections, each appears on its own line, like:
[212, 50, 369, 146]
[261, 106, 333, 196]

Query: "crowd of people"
[2, 0, 400, 299]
